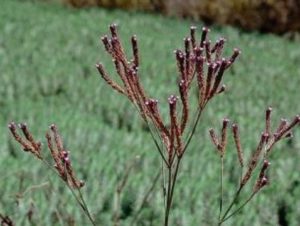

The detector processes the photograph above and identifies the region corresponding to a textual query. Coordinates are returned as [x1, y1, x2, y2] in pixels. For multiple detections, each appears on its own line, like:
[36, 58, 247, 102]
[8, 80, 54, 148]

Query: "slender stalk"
[218, 156, 224, 221]
[162, 157, 167, 207]
[163, 104, 205, 226]
[168, 158, 182, 208]
[220, 192, 257, 224]
[182, 105, 205, 155]
[41, 159, 96, 226]
[164, 157, 182, 226]
[67, 183, 96, 226]
[132, 103, 169, 166]
[77, 188, 96, 226]
[164, 165, 173, 226]
[131, 170, 160, 225]
[113, 189, 121, 226]
[218, 186, 243, 225]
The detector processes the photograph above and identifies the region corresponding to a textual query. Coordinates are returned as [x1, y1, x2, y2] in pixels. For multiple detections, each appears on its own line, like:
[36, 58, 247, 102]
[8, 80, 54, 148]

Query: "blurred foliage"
[1, 0, 300, 225]
[62, 0, 300, 33]
[164, 0, 300, 34]
[63, 0, 163, 10]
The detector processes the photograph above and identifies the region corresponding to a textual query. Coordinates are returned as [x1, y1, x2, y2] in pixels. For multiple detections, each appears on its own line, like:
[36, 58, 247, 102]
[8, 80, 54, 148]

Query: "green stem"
[182, 107, 204, 155]
[41, 159, 96, 226]
[77, 188, 96, 226]
[219, 157, 224, 221]
[131, 170, 160, 225]
[219, 186, 243, 225]
[220, 192, 257, 224]
[164, 165, 173, 226]
[164, 158, 182, 226]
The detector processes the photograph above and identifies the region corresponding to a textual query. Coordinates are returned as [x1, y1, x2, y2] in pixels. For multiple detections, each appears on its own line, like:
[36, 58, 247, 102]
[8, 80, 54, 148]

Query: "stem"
[169, 158, 182, 208]
[132, 103, 169, 166]
[41, 159, 96, 226]
[219, 186, 243, 225]
[113, 189, 121, 226]
[164, 158, 182, 226]
[163, 105, 205, 225]
[77, 188, 96, 226]
[182, 105, 205, 155]
[131, 170, 160, 225]
[220, 192, 257, 224]
[67, 184, 96, 226]
[162, 157, 167, 207]
[218, 157, 224, 221]
[145, 119, 169, 166]
[164, 165, 173, 226]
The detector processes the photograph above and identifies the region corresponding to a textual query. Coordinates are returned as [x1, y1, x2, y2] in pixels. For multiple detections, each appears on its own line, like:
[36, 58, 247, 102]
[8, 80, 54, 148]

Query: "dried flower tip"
[175, 50, 185, 77]
[131, 35, 137, 42]
[211, 39, 220, 53]
[96, 62, 125, 95]
[266, 107, 272, 114]
[101, 35, 111, 52]
[232, 48, 241, 58]
[217, 85, 226, 94]
[49, 124, 56, 130]
[260, 176, 268, 187]
[255, 176, 269, 192]
[232, 123, 244, 167]
[18, 123, 27, 129]
[109, 23, 118, 37]
[209, 128, 219, 148]
[275, 118, 288, 134]
[265, 107, 272, 136]
[145, 99, 158, 113]
[194, 47, 203, 57]
[175, 49, 183, 57]
[8, 122, 16, 130]
[222, 118, 230, 128]
[190, 26, 197, 33]
[219, 38, 226, 45]
[278, 115, 300, 138]
[220, 118, 230, 155]
[175, 50, 184, 61]
[222, 118, 230, 136]
[63, 157, 70, 164]
[232, 123, 238, 133]
[8, 122, 31, 152]
[228, 48, 241, 66]
[209, 59, 227, 98]
[79, 180, 85, 187]
[190, 26, 196, 48]
[200, 27, 209, 47]
[184, 37, 191, 52]
[110, 36, 119, 49]
[179, 79, 186, 89]
[262, 159, 271, 170]
[293, 115, 300, 125]
[131, 35, 139, 68]
[284, 132, 293, 138]
[168, 95, 178, 105]
[62, 150, 69, 158]
[212, 38, 226, 56]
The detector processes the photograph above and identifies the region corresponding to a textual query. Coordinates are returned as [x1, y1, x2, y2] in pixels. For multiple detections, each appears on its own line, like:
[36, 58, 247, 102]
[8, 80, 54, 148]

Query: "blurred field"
[1, 0, 300, 225]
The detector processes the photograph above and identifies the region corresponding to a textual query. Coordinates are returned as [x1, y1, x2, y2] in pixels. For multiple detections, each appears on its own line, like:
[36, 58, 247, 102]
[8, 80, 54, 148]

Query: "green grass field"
[1, 0, 300, 225]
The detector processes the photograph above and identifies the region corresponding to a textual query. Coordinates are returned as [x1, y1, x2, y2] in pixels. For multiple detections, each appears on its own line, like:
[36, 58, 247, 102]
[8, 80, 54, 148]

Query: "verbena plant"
[7, 24, 300, 226]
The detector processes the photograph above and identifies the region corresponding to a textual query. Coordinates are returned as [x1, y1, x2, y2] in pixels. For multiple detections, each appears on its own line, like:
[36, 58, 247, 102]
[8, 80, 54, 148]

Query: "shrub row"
[63, 0, 300, 33]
